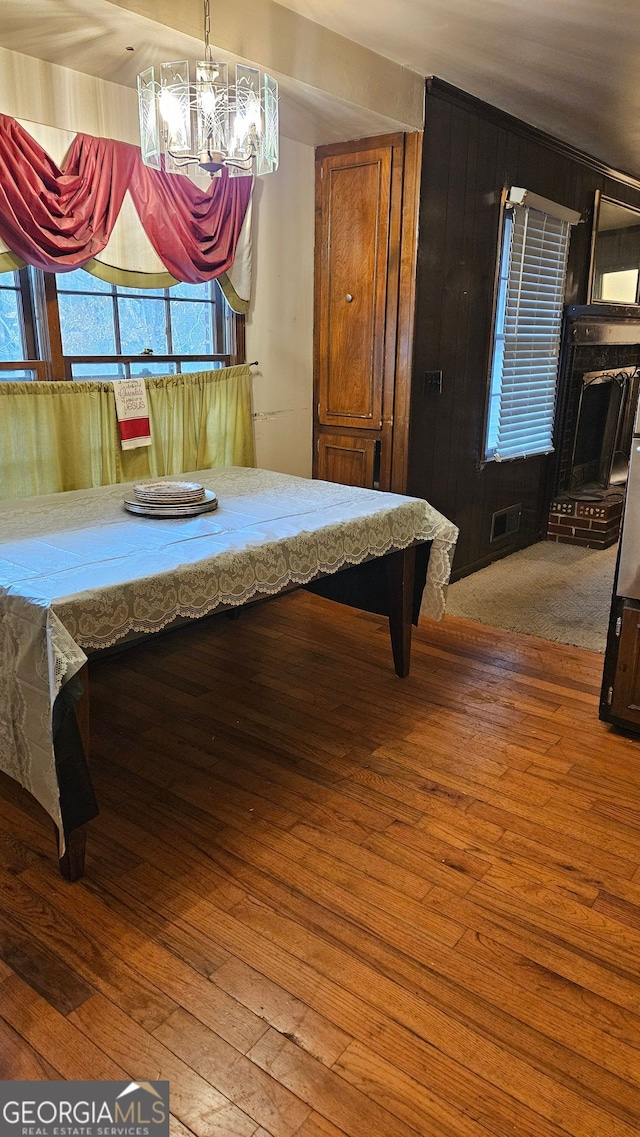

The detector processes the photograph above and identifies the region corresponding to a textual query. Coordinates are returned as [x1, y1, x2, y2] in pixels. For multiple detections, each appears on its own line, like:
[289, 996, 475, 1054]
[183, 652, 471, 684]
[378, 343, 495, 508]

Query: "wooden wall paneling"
[436, 103, 471, 523]
[498, 121, 520, 197]
[428, 76, 640, 190]
[520, 134, 545, 208]
[460, 118, 506, 575]
[409, 80, 640, 579]
[577, 171, 600, 303]
[467, 124, 509, 567]
[446, 106, 483, 570]
[406, 99, 452, 510]
[424, 101, 455, 516]
[602, 172, 640, 208]
[565, 166, 593, 306]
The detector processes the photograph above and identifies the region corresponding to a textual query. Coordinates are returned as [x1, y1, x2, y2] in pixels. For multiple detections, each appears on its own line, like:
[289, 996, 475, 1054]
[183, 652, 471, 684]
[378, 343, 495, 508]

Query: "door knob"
[345, 293, 354, 303]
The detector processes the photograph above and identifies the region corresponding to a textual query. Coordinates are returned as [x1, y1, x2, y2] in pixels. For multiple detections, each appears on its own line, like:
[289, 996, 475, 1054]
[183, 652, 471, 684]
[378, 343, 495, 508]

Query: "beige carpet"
[444, 541, 618, 652]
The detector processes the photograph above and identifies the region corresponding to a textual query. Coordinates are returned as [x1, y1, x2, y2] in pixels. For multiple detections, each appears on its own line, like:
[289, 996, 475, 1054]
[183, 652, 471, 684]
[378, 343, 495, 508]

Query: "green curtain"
[0, 366, 255, 501]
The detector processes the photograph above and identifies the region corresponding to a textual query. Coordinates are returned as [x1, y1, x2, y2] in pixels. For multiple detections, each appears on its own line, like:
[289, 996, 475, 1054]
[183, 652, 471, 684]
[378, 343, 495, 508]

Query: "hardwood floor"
[1, 591, 640, 1136]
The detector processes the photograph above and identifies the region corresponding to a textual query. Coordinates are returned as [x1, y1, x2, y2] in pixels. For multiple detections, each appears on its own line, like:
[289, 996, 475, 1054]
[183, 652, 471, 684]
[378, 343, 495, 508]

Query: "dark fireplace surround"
[548, 306, 640, 549]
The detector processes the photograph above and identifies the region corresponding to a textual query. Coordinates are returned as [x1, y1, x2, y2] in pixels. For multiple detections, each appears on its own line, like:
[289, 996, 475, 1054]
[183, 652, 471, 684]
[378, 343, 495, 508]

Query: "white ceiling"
[0, 0, 421, 147]
[2, 0, 639, 173]
[272, 0, 640, 178]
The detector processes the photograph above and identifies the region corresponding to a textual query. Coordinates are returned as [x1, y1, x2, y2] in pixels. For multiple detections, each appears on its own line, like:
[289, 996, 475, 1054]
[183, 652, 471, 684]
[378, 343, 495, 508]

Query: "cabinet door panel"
[611, 606, 640, 726]
[317, 434, 378, 488]
[318, 148, 392, 430]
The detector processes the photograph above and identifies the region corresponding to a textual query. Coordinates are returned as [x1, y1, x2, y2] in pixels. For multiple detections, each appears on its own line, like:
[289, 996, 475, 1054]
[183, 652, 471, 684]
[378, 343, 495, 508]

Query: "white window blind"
[485, 201, 572, 462]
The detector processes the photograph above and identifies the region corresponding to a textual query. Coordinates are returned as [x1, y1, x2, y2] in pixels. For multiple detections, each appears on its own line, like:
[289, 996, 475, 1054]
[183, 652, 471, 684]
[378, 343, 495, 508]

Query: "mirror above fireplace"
[590, 193, 640, 305]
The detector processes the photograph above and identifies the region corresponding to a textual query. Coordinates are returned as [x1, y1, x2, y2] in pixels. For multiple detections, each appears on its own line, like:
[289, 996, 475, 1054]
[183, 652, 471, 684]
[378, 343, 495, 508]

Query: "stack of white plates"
[133, 480, 206, 505]
[123, 480, 218, 517]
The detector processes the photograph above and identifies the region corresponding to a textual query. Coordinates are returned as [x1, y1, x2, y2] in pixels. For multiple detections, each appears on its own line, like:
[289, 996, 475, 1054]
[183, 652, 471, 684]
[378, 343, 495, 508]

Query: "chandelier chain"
[204, 0, 212, 60]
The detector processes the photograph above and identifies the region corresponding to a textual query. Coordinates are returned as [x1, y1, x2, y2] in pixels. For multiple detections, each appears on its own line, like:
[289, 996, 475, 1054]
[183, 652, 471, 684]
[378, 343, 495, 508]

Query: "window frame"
[0, 361, 49, 380]
[0, 266, 244, 381]
[482, 188, 573, 465]
[0, 266, 40, 372]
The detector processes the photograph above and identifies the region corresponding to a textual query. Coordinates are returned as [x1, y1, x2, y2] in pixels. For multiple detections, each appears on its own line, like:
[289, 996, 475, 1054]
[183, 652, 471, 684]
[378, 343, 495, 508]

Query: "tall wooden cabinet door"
[317, 143, 400, 431]
[317, 434, 378, 489]
[611, 605, 640, 726]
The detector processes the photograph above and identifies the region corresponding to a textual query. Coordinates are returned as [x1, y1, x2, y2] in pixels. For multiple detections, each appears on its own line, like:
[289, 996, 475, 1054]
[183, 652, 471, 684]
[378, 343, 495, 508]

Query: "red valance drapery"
[0, 115, 252, 283]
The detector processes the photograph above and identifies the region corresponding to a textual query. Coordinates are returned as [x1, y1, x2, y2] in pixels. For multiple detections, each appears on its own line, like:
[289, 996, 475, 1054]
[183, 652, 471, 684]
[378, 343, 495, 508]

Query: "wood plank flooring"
[2, 591, 640, 1136]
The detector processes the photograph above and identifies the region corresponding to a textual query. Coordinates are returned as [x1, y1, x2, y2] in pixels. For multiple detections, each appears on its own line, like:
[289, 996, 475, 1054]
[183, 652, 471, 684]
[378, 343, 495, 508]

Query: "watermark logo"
[0, 1081, 169, 1137]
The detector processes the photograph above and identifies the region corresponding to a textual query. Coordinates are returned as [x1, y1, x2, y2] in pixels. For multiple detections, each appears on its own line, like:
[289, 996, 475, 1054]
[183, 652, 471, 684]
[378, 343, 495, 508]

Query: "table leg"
[59, 824, 87, 881]
[74, 663, 90, 757]
[386, 546, 416, 678]
[58, 663, 90, 881]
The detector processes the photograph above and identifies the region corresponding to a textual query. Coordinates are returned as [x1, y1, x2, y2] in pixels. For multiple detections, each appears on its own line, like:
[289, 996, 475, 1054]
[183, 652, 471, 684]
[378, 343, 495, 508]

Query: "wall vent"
[491, 503, 522, 542]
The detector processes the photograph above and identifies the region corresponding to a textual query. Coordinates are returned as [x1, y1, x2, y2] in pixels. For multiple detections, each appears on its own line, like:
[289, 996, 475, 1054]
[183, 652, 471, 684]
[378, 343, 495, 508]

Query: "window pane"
[57, 268, 112, 293]
[0, 368, 37, 381]
[116, 285, 164, 297]
[0, 285, 26, 360]
[180, 359, 224, 372]
[58, 293, 117, 355]
[118, 297, 168, 354]
[169, 280, 212, 300]
[71, 362, 125, 380]
[170, 300, 214, 354]
[129, 361, 177, 377]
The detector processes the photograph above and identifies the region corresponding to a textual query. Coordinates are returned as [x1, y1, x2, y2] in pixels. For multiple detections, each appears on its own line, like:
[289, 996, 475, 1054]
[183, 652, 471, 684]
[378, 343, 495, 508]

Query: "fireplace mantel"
[565, 305, 640, 346]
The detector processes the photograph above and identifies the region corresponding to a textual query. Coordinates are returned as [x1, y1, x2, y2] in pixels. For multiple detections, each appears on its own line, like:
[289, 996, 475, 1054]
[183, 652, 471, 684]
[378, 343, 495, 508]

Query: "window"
[0, 268, 45, 380]
[485, 189, 578, 462]
[0, 266, 241, 381]
[0, 271, 27, 361]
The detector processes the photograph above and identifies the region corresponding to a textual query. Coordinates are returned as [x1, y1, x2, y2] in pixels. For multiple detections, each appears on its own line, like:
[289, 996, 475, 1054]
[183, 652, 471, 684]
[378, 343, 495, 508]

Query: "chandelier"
[137, 0, 279, 178]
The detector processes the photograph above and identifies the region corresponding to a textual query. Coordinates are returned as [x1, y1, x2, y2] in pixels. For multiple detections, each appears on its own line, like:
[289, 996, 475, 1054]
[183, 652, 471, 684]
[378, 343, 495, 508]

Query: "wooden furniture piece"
[0, 468, 456, 882]
[58, 666, 90, 882]
[611, 603, 640, 725]
[61, 545, 421, 881]
[600, 596, 640, 730]
[313, 132, 422, 493]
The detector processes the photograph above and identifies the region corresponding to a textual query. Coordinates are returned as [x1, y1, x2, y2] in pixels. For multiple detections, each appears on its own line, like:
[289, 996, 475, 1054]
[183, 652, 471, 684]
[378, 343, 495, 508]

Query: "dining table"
[0, 466, 458, 879]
